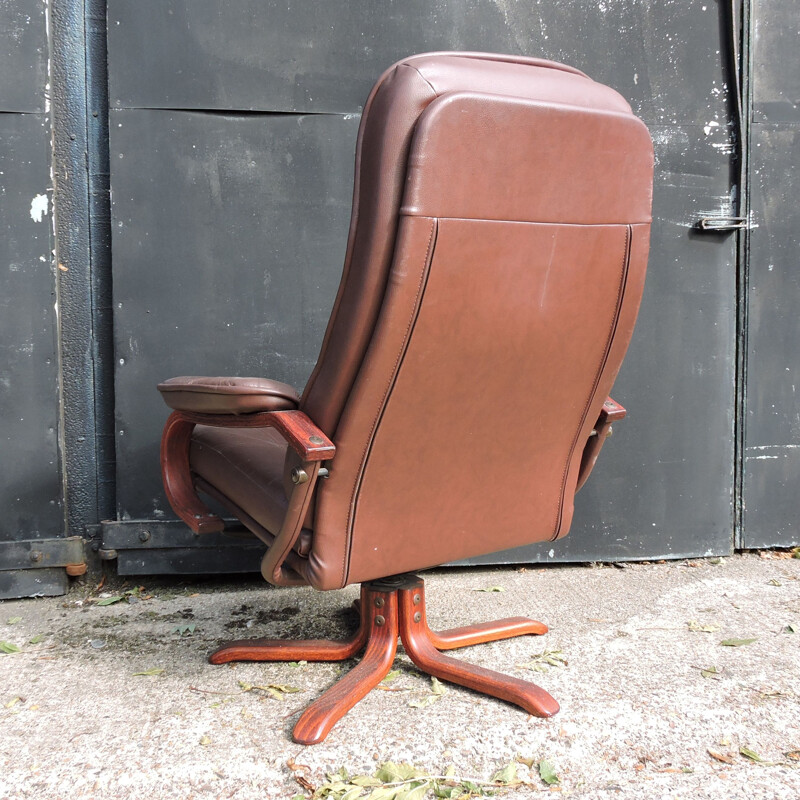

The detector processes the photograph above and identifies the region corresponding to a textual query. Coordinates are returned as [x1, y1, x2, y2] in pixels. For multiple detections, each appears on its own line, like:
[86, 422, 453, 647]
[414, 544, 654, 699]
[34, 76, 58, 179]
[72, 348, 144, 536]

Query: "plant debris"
[408, 677, 447, 709]
[687, 620, 720, 633]
[132, 667, 165, 677]
[0, 641, 21, 654]
[707, 749, 735, 764]
[173, 624, 196, 636]
[520, 649, 568, 672]
[720, 638, 758, 647]
[238, 681, 301, 700]
[310, 760, 524, 799]
[473, 586, 505, 593]
[537, 759, 560, 786]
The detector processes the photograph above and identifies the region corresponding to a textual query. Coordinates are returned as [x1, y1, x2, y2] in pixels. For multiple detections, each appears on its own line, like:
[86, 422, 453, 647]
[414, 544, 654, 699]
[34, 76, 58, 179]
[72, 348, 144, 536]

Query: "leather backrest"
[300, 53, 653, 590]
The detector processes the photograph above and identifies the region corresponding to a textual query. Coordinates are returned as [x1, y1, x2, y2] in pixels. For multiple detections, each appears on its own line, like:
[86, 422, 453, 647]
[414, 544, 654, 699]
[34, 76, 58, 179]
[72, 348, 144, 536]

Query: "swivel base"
[210, 574, 559, 744]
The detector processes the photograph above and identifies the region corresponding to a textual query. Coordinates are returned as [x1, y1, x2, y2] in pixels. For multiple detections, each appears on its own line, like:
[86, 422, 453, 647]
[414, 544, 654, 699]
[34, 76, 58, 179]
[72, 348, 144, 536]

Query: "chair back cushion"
[302, 53, 653, 589]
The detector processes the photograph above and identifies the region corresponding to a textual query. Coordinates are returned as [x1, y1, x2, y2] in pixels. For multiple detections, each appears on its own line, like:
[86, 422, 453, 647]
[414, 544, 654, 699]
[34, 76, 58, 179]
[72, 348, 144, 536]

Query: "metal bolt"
[309, 435, 324, 445]
[375, 615, 385, 627]
[291, 467, 309, 485]
[413, 593, 421, 605]
[413, 612, 422, 623]
[374, 597, 385, 608]
[30, 550, 43, 563]
[139, 530, 151, 543]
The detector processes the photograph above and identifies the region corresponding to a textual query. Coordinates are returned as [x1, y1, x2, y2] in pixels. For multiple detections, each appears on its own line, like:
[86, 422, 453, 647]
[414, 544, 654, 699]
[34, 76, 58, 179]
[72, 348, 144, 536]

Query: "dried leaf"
[199, 735, 211, 746]
[784, 750, 800, 762]
[4, 697, 22, 709]
[516, 754, 536, 768]
[768, 579, 782, 587]
[381, 669, 402, 684]
[720, 638, 757, 647]
[538, 759, 560, 785]
[491, 762, 517, 784]
[430, 677, 447, 695]
[783, 623, 798, 634]
[708, 749, 735, 764]
[0, 641, 21, 654]
[700, 666, 720, 678]
[473, 586, 505, 592]
[173, 624, 196, 636]
[521, 649, 568, 671]
[739, 747, 764, 763]
[7, 617, 22, 625]
[132, 667, 164, 676]
[374, 762, 427, 783]
[28, 634, 45, 644]
[688, 620, 720, 633]
[95, 596, 124, 606]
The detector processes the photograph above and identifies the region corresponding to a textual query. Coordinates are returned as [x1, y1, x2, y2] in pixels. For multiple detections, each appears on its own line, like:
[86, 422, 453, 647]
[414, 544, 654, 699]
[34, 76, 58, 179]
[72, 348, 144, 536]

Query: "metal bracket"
[0, 537, 87, 599]
[697, 216, 748, 231]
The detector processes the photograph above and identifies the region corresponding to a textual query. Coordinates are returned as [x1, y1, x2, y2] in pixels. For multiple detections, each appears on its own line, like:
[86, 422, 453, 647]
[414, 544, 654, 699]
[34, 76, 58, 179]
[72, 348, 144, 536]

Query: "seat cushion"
[190, 425, 290, 540]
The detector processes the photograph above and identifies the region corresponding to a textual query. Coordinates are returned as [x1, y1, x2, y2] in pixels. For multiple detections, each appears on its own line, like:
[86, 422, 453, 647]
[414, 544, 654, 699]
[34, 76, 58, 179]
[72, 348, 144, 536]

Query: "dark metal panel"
[484, 123, 738, 563]
[50, 0, 117, 541]
[0, 113, 61, 541]
[751, 0, 800, 123]
[742, 123, 800, 547]
[0, 569, 68, 601]
[110, 110, 358, 519]
[0, 0, 48, 112]
[101, 522, 267, 576]
[107, 0, 731, 127]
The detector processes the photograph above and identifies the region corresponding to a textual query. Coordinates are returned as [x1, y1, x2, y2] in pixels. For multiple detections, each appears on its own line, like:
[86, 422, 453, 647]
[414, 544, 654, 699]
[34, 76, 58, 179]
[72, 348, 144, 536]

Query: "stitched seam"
[340, 217, 438, 585]
[549, 223, 632, 541]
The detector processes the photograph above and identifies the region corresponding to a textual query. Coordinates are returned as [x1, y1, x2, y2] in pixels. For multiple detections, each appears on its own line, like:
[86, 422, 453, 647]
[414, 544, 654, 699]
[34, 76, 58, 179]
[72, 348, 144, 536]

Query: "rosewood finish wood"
[160, 411, 225, 534]
[398, 577, 559, 718]
[174, 408, 335, 461]
[208, 574, 556, 744]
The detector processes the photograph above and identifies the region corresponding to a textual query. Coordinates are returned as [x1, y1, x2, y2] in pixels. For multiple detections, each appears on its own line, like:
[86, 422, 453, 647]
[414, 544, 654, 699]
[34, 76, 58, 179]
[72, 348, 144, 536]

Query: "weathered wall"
[0, 1, 61, 543]
[105, 1, 738, 567]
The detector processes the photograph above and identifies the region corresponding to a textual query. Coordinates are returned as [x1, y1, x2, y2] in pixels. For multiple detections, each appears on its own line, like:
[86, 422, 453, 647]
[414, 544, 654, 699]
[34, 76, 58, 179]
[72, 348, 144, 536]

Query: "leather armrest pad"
[157, 376, 300, 415]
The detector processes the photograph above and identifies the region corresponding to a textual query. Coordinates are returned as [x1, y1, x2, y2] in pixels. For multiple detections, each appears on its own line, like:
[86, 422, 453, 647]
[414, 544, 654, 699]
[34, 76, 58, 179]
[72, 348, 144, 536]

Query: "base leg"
[428, 616, 548, 650]
[210, 586, 369, 664]
[398, 581, 559, 718]
[292, 586, 399, 745]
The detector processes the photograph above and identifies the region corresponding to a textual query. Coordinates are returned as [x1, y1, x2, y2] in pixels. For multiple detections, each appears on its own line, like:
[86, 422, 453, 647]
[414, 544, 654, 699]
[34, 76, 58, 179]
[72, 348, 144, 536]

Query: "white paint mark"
[703, 120, 719, 136]
[633, 72, 638, 85]
[548, 549, 555, 558]
[30, 193, 49, 222]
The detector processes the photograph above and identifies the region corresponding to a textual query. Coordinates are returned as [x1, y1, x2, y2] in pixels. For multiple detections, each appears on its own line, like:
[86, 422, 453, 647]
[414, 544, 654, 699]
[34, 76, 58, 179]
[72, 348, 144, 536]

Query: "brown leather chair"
[157, 52, 653, 745]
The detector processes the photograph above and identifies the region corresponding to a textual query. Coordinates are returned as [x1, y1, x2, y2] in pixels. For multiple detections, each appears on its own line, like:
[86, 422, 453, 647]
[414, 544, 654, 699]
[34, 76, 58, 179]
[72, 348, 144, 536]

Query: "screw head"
[413, 593, 421, 605]
[139, 530, 151, 543]
[30, 550, 43, 563]
[309, 435, 325, 445]
[291, 467, 309, 485]
[413, 612, 422, 623]
[374, 597, 385, 608]
[375, 615, 385, 627]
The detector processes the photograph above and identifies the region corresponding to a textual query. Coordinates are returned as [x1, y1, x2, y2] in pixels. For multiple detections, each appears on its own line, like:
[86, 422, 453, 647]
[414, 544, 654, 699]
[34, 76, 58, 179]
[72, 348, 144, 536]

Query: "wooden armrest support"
[173, 409, 335, 461]
[576, 397, 626, 492]
[160, 408, 334, 537]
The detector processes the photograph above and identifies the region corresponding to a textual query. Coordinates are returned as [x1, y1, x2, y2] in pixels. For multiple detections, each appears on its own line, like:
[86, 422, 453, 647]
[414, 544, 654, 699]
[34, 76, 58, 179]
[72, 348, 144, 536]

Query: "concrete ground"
[0, 552, 798, 800]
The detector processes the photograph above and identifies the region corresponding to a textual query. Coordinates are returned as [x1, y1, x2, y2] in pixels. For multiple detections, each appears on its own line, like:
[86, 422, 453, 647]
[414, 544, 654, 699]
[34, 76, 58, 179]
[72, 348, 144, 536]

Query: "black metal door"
[740, 0, 800, 548]
[102, 1, 741, 572]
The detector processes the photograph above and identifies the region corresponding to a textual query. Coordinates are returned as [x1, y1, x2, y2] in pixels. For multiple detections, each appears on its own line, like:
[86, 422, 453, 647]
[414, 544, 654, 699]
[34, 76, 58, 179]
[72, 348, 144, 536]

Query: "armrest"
[171, 408, 335, 461]
[157, 376, 300, 415]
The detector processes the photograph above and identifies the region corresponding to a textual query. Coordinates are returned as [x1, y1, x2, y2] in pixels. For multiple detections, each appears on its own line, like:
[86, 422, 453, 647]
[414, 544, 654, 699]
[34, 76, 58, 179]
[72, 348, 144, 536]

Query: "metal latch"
[697, 216, 748, 231]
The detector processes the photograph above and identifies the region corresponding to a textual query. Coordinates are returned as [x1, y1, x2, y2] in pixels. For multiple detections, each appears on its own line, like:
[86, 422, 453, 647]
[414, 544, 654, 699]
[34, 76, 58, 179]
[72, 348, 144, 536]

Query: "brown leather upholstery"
[158, 376, 300, 414]
[158, 52, 653, 593]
